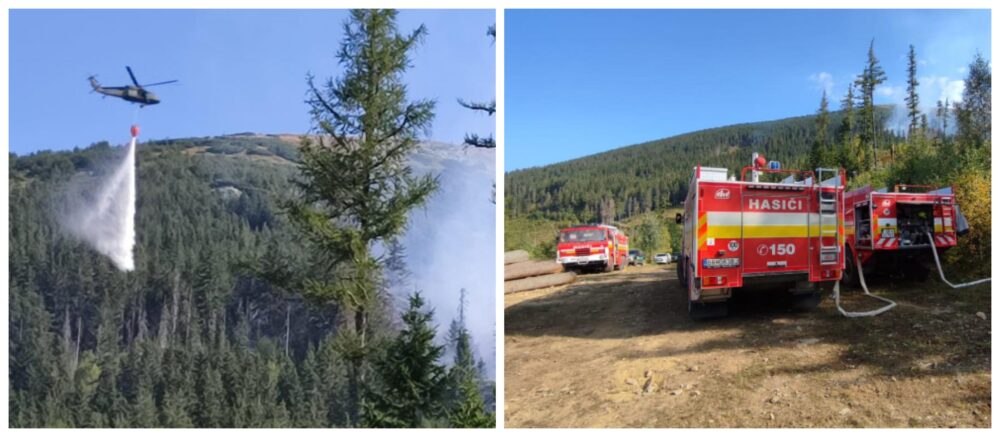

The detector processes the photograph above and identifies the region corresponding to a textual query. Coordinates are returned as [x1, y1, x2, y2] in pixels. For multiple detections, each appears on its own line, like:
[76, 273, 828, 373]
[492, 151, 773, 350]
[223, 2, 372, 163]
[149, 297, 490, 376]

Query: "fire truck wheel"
[677, 256, 688, 288]
[903, 262, 930, 281]
[791, 291, 823, 311]
[842, 248, 861, 288]
[688, 300, 728, 320]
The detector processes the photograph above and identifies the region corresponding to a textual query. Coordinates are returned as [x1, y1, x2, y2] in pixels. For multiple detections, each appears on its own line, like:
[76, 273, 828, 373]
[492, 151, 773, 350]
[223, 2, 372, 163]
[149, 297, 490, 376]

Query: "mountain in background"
[505, 106, 898, 223]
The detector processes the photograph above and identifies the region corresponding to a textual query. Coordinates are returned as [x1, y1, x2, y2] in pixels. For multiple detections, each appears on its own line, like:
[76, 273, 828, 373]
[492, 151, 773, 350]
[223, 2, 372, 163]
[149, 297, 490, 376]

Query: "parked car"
[654, 253, 671, 264]
[628, 249, 646, 266]
[670, 253, 680, 264]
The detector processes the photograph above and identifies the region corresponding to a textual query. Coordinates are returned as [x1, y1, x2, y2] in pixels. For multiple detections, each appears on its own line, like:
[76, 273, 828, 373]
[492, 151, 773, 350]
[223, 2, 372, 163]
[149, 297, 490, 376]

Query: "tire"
[677, 255, 687, 288]
[841, 247, 861, 288]
[903, 262, 930, 281]
[688, 300, 728, 320]
[791, 291, 823, 311]
[685, 262, 727, 319]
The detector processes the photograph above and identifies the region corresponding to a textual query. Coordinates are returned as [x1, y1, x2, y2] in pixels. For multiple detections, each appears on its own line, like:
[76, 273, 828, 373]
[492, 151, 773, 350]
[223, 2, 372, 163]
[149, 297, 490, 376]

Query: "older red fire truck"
[557, 224, 629, 273]
[842, 184, 967, 284]
[676, 154, 846, 319]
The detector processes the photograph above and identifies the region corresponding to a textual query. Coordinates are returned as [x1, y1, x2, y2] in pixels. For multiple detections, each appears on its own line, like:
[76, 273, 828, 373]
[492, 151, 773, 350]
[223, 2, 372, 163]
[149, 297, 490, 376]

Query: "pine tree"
[362, 292, 446, 427]
[300, 345, 330, 427]
[131, 373, 158, 427]
[281, 8, 438, 421]
[954, 52, 991, 149]
[444, 290, 494, 428]
[905, 44, 921, 135]
[194, 354, 226, 427]
[838, 82, 857, 143]
[810, 90, 830, 169]
[854, 39, 888, 168]
[459, 24, 497, 149]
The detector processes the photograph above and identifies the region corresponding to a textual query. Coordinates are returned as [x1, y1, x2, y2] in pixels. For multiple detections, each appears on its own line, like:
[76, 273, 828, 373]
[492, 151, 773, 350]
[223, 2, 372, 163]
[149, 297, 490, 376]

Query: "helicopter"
[89, 66, 177, 106]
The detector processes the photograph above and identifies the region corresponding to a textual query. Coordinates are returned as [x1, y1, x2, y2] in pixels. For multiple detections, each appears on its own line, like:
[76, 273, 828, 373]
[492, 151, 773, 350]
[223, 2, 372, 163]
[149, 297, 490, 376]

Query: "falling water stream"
[64, 129, 137, 271]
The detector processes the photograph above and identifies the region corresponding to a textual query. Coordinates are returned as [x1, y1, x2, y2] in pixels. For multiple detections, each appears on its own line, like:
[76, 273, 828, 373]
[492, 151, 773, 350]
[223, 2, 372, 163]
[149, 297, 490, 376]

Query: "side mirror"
[675, 213, 683, 224]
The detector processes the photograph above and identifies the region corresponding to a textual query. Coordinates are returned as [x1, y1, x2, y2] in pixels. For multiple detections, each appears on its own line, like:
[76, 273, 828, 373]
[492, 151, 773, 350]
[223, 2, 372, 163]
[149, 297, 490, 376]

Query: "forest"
[505, 43, 990, 276]
[505, 106, 899, 223]
[9, 135, 494, 428]
[9, 9, 495, 428]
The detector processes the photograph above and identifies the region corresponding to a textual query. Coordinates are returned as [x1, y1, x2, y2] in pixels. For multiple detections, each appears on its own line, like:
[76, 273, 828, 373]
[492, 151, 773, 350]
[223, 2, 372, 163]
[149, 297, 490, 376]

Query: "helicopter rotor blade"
[126, 66, 140, 87]
[140, 80, 179, 87]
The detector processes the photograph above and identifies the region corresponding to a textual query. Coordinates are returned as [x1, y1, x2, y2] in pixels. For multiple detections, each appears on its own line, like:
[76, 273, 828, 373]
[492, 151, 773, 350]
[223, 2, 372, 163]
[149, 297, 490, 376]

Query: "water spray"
[63, 125, 138, 271]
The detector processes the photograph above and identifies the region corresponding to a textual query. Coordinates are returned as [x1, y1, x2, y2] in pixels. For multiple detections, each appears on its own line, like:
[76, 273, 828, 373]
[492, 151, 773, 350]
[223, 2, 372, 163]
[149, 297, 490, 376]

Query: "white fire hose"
[835, 233, 990, 318]
[833, 254, 897, 318]
[925, 231, 991, 288]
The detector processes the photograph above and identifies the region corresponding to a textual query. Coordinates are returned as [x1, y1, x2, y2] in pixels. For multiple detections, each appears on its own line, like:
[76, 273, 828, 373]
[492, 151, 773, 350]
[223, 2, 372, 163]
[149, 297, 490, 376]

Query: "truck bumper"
[558, 254, 608, 265]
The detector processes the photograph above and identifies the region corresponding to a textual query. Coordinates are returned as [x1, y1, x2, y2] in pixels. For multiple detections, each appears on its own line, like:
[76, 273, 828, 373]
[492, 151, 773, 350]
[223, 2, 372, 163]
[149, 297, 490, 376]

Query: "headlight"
[703, 258, 739, 268]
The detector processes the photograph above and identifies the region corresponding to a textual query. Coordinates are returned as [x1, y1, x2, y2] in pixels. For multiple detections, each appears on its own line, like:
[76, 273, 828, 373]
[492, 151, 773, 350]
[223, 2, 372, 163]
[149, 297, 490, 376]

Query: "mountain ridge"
[505, 105, 898, 222]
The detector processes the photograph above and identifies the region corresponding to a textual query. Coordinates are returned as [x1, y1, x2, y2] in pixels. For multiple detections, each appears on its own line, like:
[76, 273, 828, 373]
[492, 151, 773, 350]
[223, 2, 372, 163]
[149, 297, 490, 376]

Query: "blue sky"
[505, 9, 990, 170]
[9, 9, 495, 155]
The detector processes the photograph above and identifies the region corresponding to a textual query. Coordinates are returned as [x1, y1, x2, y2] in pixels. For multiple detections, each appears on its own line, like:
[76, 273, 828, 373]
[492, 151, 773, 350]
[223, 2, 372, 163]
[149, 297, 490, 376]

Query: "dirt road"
[504, 263, 991, 428]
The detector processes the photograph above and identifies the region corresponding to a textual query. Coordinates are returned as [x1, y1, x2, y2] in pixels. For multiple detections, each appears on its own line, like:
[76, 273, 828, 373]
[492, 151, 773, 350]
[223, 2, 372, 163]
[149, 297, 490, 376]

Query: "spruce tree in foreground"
[283, 8, 438, 422]
[362, 293, 446, 427]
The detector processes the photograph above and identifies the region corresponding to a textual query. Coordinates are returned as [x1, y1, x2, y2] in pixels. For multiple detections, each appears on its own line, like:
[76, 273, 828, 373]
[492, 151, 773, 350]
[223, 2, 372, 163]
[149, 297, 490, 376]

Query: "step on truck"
[842, 184, 968, 284]
[676, 153, 846, 319]
[556, 224, 629, 273]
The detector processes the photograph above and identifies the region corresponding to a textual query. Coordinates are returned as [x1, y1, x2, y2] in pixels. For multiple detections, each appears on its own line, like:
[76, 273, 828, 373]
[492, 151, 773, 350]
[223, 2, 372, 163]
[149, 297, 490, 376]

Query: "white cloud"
[920, 75, 965, 104]
[808, 72, 834, 95]
[876, 85, 905, 99]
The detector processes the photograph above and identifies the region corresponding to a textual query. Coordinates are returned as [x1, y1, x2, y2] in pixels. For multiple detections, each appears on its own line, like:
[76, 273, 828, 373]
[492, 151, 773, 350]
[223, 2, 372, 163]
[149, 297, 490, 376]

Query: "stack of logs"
[504, 250, 577, 294]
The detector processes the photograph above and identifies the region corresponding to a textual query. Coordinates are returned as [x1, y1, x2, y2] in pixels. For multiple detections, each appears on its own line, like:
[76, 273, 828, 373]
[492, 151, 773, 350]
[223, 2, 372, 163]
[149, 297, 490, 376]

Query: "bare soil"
[504, 263, 991, 428]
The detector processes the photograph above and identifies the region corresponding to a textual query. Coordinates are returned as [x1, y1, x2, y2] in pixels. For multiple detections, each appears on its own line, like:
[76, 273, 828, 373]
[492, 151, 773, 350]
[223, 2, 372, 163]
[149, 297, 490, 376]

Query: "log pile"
[504, 250, 576, 294]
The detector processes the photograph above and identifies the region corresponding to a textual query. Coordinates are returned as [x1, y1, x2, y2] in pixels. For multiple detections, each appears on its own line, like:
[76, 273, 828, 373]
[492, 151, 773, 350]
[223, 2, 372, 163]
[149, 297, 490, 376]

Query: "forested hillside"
[505, 107, 897, 222]
[9, 134, 494, 427]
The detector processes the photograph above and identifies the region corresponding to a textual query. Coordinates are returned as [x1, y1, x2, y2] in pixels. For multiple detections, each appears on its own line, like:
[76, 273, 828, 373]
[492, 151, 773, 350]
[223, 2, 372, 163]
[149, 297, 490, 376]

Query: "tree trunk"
[504, 250, 530, 265]
[171, 272, 181, 339]
[74, 315, 82, 371]
[504, 272, 577, 294]
[284, 301, 291, 357]
[62, 307, 72, 358]
[504, 260, 563, 281]
[137, 298, 148, 342]
[158, 304, 170, 350]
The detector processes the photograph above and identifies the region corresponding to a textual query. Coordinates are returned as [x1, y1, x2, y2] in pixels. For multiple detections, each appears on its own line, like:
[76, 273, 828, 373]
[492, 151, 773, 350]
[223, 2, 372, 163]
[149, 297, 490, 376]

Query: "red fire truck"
[556, 224, 629, 273]
[676, 154, 846, 319]
[842, 184, 967, 284]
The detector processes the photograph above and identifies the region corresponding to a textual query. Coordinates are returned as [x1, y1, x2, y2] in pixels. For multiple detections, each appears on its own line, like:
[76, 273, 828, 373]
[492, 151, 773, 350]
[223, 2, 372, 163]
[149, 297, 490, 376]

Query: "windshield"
[560, 229, 605, 243]
[656, 254, 667, 257]
[629, 250, 639, 255]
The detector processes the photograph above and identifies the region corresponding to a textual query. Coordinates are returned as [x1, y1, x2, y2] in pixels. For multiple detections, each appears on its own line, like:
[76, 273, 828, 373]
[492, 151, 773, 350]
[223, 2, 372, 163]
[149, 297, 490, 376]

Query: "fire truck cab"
[557, 224, 629, 273]
[843, 184, 967, 284]
[676, 154, 846, 319]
